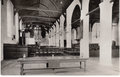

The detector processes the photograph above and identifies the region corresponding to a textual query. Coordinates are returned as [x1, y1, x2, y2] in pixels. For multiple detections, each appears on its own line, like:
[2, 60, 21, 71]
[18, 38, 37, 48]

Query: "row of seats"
[89, 44, 99, 50]
[29, 44, 119, 57]
[72, 43, 80, 48]
[28, 47, 63, 57]
[28, 46, 80, 57]
[64, 48, 80, 56]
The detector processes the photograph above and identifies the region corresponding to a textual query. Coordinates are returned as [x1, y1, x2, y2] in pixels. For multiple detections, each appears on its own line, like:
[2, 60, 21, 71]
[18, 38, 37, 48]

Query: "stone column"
[80, 0, 90, 58]
[74, 29, 77, 40]
[66, 10, 72, 48]
[52, 28, 54, 46]
[53, 25, 57, 47]
[49, 30, 52, 46]
[89, 24, 92, 43]
[51, 28, 53, 46]
[53, 25, 56, 46]
[66, 0, 81, 48]
[0, 0, 3, 60]
[50, 29, 52, 46]
[19, 19, 23, 30]
[48, 30, 50, 46]
[19, 19, 23, 45]
[56, 21, 60, 47]
[52, 25, 55, 46]
[99, 0, 113, 66]
[15, 12, 19, 44]
[72, 29, 77, 44]
[55, 22, 57, 47]
[118, 1, 120, 69]
[71, 29, 74, 44]
[55, 26, 57, 47]
[119, 0, 120, 46]
[52, 27, 54, 46]
[45, 32, 49, 46]
[7, 0, 13, 37]
[60, 15, 65, 48]
[77, 26, 80, 40]
[119, 22, 120, 70]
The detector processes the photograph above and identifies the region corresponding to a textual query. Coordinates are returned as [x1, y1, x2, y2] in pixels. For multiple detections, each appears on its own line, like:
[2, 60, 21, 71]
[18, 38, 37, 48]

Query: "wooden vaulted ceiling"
[12, 0, 73, 28]
[11, 0, 119, 30]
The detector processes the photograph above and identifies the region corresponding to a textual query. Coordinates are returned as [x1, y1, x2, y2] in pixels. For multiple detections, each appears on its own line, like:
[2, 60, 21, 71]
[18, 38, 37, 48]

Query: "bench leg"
[46, 63, 49, 68]
[80, 62, 82, 69]
[84, 61, 86, 72]
[20, 63, 24, 75]
[52, 68, 55, 72]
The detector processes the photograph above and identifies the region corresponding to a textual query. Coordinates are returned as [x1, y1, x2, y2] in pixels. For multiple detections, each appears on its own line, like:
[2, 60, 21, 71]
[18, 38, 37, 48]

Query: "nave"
[0, 0, 119, 75]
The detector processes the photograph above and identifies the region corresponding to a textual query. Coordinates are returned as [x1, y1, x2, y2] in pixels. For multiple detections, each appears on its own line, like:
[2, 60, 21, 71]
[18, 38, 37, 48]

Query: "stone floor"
[1, 57, 120, 75]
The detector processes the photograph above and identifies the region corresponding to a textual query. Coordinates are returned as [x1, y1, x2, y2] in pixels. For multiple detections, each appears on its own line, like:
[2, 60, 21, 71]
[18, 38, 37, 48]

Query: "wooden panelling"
[4, 44, 28, 59]
[89, 44, 119, 57]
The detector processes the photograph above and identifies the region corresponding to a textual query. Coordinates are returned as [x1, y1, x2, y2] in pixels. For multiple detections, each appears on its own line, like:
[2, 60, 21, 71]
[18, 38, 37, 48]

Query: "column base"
[99, 61, 112, 67]
[80, 39, 89, 58]
[99, 57, 112, 67]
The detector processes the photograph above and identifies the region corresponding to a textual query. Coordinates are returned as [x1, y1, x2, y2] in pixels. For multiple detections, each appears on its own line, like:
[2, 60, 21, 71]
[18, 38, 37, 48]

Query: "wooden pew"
[64, 48, 80, 56]
[89, 44, 99, 57]
[38, 48, 64, 56]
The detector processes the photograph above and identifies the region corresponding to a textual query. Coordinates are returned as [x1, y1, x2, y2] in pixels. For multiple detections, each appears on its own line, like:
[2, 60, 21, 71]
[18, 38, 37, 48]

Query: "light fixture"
[34, 27, 37, 30]
[64, 13, 66, 15]
[60, 1, 63, 4]
[28, 24, 30, 27]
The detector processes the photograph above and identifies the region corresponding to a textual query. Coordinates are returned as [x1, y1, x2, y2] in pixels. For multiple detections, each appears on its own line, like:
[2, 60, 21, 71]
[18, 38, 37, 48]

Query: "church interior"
[0, 0, 120, 75]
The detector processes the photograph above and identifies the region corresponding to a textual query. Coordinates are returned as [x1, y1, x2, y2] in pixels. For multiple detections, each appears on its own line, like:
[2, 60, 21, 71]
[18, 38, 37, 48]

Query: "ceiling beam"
[49, 0, 58, 9]
[22, 18, 55, 23]
[21, 15, 58, 20]
[16, 6, 62, 13]
[24, 22, 53, 27]
[32, 23, 52, 26]
[23, 20, 53, 24]
[24, 20, 52, 23]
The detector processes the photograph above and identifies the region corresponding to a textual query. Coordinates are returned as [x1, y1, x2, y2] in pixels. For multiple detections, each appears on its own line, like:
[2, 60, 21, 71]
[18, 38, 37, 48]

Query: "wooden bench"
[18, 56, 88, 75]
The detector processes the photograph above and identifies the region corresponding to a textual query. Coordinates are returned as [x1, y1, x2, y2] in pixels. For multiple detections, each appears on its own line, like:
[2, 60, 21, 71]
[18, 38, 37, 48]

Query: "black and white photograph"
[0, 0, 120, 75]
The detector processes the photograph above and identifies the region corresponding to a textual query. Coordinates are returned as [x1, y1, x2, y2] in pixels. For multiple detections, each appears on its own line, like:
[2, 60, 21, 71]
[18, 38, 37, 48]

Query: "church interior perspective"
[0, 0, 120, 75]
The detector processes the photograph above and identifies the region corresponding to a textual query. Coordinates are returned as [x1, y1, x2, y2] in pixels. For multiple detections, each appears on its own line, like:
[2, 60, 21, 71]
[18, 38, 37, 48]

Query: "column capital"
[14, 8, 19, 13]
[99, 0, 113, 8]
